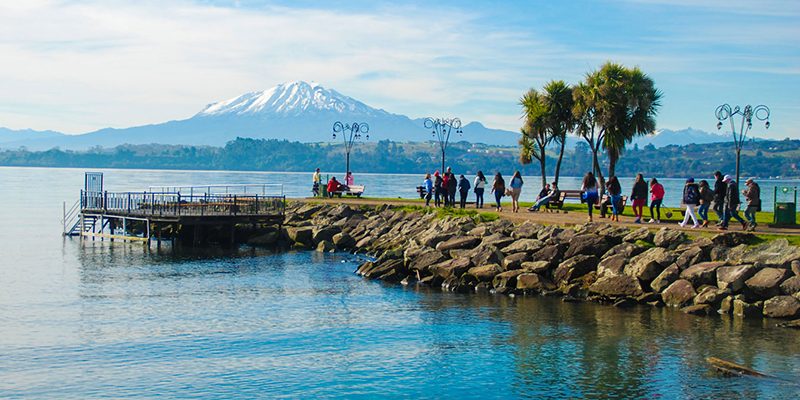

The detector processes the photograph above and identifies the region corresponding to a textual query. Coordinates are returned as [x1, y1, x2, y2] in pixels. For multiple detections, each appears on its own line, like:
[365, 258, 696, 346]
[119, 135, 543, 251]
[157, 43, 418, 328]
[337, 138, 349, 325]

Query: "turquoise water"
[1, 167, 799, 398]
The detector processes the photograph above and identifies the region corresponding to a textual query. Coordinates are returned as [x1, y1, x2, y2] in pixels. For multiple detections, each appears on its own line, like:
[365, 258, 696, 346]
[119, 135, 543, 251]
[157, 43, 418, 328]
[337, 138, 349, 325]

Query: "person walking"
[474, 171, 486, 208]
[679, 178, 700, 228]
[743, 178, 761, 231]
[441, 170, 450, 207]
[712, 171, 727, 225]
[581, 172, 599, 222]
[446, 167, 458, 207]
[433, 171, 444, 207]
[491, 172, 506, 212]
[458, 174, 471, 209]
[423, 173, 433, 207]
[648, 178, 665, 223]
[630, 173, 648, 223]
[606, 176, 622, 222]
[509, 171, 524, 213]
[697, 180, 713, 227]
[720, 175, 747, 231]
[312, 168, 321, 197]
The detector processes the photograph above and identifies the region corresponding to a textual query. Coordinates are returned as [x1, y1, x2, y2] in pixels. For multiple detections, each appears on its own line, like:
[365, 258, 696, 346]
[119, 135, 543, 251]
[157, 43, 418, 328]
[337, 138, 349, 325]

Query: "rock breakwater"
[270, 202, 800, 325]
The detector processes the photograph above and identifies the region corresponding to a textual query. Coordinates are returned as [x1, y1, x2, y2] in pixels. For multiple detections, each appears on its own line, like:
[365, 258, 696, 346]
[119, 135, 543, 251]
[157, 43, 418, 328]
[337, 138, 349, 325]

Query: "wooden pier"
[63, 177, 285, 247]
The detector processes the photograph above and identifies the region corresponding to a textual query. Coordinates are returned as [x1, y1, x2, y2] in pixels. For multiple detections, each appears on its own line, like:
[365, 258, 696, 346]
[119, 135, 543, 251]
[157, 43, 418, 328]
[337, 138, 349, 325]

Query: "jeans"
[475, 188, 484, 208]
[459, 190, 468, 209]
[434, 188, 443, 207]
[532, 195, 552, 211]
[744, 206, 758, 226]
[610, 195, 622, 216]
[494, 191, 503, 208]
[723, 208, 746, 227]
[712, 201, 725, 221]
[449, 190, 457, 207]
[698, 203, 710, 221]
[650, 199, 662, 220]
[425, 191, 432, 206]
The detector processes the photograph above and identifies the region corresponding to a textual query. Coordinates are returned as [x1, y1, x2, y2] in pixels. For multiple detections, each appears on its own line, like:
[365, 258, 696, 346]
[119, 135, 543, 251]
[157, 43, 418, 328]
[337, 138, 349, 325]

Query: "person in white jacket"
[473, 170, 487, 208]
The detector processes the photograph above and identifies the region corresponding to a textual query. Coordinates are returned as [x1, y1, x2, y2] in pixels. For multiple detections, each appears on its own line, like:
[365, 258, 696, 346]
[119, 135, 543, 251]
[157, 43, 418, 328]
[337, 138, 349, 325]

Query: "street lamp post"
[715, 104, 770, 185]
[424, 117, 463, 173]
[332, 121, 369, 175]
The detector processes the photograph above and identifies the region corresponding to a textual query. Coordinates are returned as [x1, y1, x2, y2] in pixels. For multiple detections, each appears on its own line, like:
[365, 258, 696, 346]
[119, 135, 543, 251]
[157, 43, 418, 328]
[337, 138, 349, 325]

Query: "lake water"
[1, 166, 799, 398]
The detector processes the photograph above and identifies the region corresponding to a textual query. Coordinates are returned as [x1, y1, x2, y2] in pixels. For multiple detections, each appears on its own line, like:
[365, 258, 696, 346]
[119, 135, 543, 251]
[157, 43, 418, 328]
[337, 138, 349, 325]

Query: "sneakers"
[635, 218, 642, 224]
[648, 218, 655, 224]
[741, 222, 748, 230]
[692, 224, 701, 229]
[678, 222, 686, 227]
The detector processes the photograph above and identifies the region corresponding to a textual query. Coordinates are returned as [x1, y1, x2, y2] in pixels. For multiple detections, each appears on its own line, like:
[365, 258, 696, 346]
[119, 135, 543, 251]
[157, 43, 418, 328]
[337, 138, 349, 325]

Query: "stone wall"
[270, 202, 800, 326]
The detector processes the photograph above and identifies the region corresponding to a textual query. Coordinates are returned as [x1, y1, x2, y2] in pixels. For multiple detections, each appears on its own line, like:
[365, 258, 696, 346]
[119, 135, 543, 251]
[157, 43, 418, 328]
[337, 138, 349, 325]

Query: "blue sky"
[0, 0, 797, 138]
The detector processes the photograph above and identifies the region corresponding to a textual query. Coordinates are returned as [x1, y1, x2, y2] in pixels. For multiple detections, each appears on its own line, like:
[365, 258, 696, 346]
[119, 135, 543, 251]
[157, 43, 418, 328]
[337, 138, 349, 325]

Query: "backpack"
[686, 185, 699, 204]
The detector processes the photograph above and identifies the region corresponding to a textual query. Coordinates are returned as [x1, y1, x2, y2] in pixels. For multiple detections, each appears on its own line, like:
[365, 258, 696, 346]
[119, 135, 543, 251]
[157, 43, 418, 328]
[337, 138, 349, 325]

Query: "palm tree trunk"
[592, 145, 606, 193]
[608, 155, 617, 179]
[539, 146, 547, 188]
[554, 137, 565, 186]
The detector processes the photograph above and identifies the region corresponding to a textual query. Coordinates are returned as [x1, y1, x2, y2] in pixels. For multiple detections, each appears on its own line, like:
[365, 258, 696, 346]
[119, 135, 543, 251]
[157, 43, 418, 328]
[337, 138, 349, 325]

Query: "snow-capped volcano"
[197, 81, 389, 118]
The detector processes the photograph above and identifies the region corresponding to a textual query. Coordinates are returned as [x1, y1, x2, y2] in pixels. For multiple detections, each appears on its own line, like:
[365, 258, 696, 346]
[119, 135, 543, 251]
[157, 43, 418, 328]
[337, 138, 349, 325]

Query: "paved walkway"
[301, 197, 800, 237]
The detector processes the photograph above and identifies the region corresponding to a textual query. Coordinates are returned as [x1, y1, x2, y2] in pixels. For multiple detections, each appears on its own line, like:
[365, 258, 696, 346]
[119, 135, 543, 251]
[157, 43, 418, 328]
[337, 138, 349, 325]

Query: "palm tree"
[573, 78, 606, 190]
[542, 80, 575, 186]
[519, 89, 550, 187]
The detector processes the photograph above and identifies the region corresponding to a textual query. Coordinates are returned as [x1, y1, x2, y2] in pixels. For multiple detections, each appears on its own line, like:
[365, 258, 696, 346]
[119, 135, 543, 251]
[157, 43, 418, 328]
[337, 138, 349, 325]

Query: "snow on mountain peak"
[197, 81, 384, 117]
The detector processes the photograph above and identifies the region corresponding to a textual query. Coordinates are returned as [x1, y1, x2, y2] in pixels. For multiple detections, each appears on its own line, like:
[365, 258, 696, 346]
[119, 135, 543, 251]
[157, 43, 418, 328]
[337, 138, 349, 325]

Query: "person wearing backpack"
[679, 177, 700, 228]
[457, 174, 471, 209]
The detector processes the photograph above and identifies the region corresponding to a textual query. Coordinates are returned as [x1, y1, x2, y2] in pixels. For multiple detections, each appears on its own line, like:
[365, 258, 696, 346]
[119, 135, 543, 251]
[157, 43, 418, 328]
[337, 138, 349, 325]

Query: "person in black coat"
[457, 174, 471, 209]
[720, 175, 747, 230]
[446, 167, 457, 206]
[712, 171, 726, 224]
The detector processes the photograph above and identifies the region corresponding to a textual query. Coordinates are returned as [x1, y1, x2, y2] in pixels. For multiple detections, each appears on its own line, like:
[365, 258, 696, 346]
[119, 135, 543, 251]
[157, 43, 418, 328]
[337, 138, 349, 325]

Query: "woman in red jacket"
[326, 177, 341, 198]
[649, 178, 665, 223]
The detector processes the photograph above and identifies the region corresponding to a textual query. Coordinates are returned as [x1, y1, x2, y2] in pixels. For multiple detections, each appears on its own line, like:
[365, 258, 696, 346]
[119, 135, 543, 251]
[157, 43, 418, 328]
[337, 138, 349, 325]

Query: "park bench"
[330, 184, 365, 198]
[546, 189, 583, 209]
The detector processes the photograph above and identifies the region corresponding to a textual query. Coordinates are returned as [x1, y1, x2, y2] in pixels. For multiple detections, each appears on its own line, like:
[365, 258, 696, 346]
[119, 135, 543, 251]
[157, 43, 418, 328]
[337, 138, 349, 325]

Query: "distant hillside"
[2, 137, 798, 179]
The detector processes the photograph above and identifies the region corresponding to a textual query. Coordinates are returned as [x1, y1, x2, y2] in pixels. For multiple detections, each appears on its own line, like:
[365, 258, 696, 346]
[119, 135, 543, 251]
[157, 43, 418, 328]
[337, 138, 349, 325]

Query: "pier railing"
[147, 184, 284, 197]
[81, 190, 285, 217]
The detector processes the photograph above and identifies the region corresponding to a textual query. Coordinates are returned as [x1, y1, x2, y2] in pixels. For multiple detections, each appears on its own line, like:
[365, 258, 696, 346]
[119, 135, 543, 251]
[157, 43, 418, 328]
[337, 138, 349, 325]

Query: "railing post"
[232, 195, 236, 215]
[104, 191, 108, 212]
[127, 193, 131, 213]
[255, 194, 259, 214]
[177, 193, 181, 215]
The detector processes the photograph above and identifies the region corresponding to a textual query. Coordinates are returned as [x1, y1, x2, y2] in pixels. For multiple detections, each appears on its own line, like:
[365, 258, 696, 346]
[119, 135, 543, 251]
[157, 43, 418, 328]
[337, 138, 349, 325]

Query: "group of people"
[579, 170, 761, 231]
[313, 168, 354, 198]
[421, 168, 526, 212]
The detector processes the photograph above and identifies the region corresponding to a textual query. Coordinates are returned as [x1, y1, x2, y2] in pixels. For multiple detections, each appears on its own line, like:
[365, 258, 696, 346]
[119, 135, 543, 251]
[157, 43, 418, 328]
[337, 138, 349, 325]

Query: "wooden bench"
[416, 186, 426, 199]
[330, 185, 365, 198]
[546, 189, 583, 209]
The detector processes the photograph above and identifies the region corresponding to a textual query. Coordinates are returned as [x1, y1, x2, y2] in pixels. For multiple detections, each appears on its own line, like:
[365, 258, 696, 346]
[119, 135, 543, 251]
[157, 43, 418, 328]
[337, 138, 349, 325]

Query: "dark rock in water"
[706, 357, 770, 378]
[474, 282, 493, 293]
[623, 227, 652, 243]
[763, 296, 800, 319]
[733, 299, 763, 318]
[464, 264, 504, 284]
[727, 239, 800, 268]
[662, 279, 697, 307]
[502, 252, 532, 270]
[653, 228, 686, 249]
[247, 231, 279, 246]
[400, 275, 418, 286]
[493, 270, 526, 290]
[316, 240, 335, 252]
[436, 236, 481, 252]
[520, 260, 552, 274]
[780, 276, 800, 295]
[680, 261, 726, 287]
[501, 239, 544, 254]
[286, 226, 314, 246]
[554, 255, 599, 283]
[682, 304, 712, 316]
[716, 264, 756, 293]
[589, 275, 644, 298]
[563, 296, 583, 303]
[718, 295, 734, 315]
[712, 232, 756, 247]
[625, 247, 676, 282]
[612, 298, 636, 308]
[516, 273, 556, 293]
[650, 264, 680, 293]
[777, 319, 800, 329]
[563, 234, 612, 259]
[597, 254, 628, 278]
[332, 232, 356, 249]
[745, 268, 791, 299]
[636, 292, 661, 304]
[693, 286, 727, 306]
[312, 227, 341, 244]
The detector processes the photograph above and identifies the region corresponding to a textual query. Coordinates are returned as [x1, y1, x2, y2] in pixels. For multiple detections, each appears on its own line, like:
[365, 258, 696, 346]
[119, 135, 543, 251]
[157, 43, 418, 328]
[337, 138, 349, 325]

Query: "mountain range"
[0, 81, 734, 150]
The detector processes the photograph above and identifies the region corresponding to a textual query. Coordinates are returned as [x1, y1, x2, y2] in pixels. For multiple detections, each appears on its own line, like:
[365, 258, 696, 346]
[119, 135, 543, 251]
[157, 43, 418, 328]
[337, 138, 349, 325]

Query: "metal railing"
[147, 184, 284, 197]
[80, 190, 285, 217]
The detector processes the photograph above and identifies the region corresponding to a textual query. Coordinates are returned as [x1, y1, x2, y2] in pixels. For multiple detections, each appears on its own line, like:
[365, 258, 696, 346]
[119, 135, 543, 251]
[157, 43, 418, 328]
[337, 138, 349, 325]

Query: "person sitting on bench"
[326, 176, 343, 198]
[529, 182, 559, 211]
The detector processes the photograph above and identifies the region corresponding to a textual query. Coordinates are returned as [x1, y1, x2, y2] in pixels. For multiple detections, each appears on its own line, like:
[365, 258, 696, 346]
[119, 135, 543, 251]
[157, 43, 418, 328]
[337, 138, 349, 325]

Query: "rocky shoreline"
[253, 202, 800, 327]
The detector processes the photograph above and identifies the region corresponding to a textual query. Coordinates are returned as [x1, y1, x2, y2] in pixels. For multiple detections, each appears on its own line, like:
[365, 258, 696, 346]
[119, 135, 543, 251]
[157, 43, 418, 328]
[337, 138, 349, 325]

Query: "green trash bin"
[774, 202, 796, 226]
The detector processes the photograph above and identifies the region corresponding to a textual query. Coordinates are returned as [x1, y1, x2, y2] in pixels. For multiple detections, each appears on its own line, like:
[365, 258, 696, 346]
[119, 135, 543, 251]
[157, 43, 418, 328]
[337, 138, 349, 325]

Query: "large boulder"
[653, 228, 686, 249]
[520, 261, 552, 274]
[589, 275, 644, 298]
[436, 236, 481, 252]
[597, 254, 628, 278]
[430, 257, 473, 280]
[512, 221, 543, 239]
[501, 239, 544, 254]
[464, 264, 504, 283]
[409, 250, 447, 273]
[625, 247, 676, 282]
[286, 226, 314, 246]
[563, 234, 612, 259]
[745, 268, 792, 299]
[602, 242, 646, 260]
[332, 232, 356, 249]
[247, 231, 279, 246]
[726, 239, 800, 268]
[480, 233, 515, 249]
[536, 225, 564, 241]
[312, 227, 341, 244]
[316, 240, 335, 252]
[532, 244, 567, 265]
[493, 270, 527, 290]
[716, 264, 757, 293]
[763, 296, 800, 319]
[781, 276, 800, 295]
[693, 286, 727, 306]
[675, 246, 706, 270]
[502, 252, 532, 270]
[623, 227, 653, 243]
[516, 273, 557, 293]
[650, 264, 680, 293]
[554, 255, 599, 283]
[681, 304, 712, 316]
[712, 232, 756, 247]
[680, 261, 726, 287]
[733, 299, 763, 318]
[470, 245, 504, 267]
[661, 279, 697, 307]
